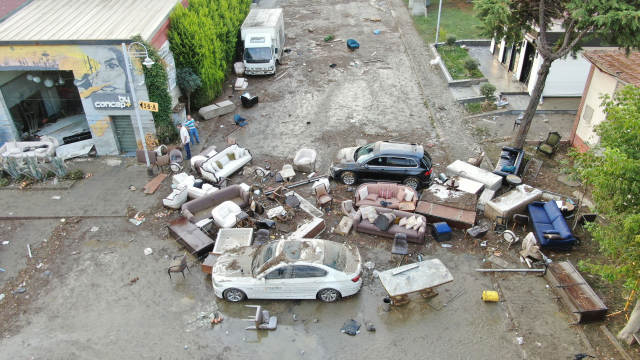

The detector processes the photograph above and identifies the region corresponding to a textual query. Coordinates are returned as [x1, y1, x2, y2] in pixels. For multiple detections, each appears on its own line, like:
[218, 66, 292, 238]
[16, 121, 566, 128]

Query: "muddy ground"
[0, 0, 636, 359]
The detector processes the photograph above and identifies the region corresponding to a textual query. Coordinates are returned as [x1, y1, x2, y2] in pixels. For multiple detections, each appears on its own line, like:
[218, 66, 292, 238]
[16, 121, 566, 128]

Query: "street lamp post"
[434, 0, 443, 45]
[122, 42, 155, 178]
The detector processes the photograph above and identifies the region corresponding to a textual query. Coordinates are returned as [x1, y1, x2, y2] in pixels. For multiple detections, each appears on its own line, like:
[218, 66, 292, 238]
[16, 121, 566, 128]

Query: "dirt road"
[0, 0, 600, 359]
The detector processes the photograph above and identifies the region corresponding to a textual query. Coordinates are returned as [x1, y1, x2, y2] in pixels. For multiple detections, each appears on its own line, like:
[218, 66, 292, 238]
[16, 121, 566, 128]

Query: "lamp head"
[142, 57, 154, 68]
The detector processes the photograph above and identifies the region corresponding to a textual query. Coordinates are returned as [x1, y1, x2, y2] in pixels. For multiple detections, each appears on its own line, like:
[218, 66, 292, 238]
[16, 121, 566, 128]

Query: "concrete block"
[446, 160, 503, 191]
[484, 185, 542, 222]
[215, 100, 236, 117]
[198, 103, 220, 120]
[476, 189, 495, 211]
[452, 176, 485, 197]
[412, 0, 426, 16]
[421, 184, 478, 212]
[335, 216, 354, 236]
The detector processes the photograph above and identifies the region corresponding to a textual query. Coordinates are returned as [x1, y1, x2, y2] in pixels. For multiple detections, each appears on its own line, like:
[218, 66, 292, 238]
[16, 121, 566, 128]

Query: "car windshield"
[355, 143, 375, 163]
[244, 47, 272, 63]
[251, 241, 279, 275]
[322, 242, 347, 271]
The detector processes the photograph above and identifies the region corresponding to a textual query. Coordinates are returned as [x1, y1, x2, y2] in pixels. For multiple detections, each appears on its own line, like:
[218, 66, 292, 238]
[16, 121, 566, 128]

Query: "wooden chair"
[168, 252, 190, 279]
[464, 226, 489, 246]
[315, 183, 333, 207]
[467, 152, 485, 167]
[536, 132, 562, 157]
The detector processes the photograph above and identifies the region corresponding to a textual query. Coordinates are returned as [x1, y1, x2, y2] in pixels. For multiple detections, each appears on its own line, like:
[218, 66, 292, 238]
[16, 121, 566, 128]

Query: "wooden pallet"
[143, 173, 168, 194]
[523, 158, 543, 185]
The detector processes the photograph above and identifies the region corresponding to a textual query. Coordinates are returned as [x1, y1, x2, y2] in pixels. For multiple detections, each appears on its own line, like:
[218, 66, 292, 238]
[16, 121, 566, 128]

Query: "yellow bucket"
[482, 291, 499, 302]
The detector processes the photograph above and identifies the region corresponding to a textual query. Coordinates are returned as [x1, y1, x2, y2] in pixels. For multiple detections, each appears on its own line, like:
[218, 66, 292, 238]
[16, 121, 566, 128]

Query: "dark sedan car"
[329, 141, 433, 190]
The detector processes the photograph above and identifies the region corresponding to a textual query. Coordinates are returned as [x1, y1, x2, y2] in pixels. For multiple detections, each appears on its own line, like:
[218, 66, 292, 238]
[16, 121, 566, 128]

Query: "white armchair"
[212, 201, 242, 228]
[293, 149, 317, 173]
[162, 186, 189, 209]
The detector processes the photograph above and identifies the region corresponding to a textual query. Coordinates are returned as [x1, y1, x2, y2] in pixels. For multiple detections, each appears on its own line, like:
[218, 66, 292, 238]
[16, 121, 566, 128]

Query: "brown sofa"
[353, 206, 427, 244]
[181, 185, 250, 224]
[354, 182, 418, 209]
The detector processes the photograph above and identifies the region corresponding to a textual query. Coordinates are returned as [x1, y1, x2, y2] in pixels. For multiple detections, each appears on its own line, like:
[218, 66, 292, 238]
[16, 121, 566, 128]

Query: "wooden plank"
[523, 158, 543, 185]
[600, 325, 633, 360]
[143, 173, 167, 194]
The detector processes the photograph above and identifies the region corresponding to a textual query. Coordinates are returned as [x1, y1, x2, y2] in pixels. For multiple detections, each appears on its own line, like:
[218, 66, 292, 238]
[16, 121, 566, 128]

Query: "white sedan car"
[212, 239, 362, 303]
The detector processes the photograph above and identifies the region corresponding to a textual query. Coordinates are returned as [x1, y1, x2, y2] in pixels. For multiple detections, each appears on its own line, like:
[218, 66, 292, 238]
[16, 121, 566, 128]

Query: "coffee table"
[378, 259, 453, 305]
[398, 201, 416, 212]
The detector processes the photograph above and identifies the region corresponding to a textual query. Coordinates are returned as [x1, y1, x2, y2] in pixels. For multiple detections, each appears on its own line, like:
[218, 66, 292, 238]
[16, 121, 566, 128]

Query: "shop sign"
[92, 93, 133, 109]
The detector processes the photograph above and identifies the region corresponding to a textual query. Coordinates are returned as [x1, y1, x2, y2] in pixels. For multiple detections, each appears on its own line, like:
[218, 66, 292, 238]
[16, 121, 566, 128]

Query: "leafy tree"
[572, 85, 640, 344]
[168, 0, 252, 108]
[176, 68, 202, 115]
[445, 36, 457, 46]
[464, 58, 480, 75]
[474, 0, 640, 149]
[480, 82, 497, 102]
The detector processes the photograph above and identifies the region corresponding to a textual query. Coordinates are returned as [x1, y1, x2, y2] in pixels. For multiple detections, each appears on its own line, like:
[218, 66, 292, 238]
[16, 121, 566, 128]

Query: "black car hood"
[334, 146, 359, 164]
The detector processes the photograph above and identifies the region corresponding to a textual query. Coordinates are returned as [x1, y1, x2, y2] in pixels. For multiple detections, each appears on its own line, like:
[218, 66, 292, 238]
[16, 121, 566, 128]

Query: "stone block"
[484, 185, 542, 222]
[421, 184, 477, 212]
[446, 160, 503, 191]
[476, 189, 495, 211]
[215, 100, 236, 117]
[335, 216, 354, 236]
[198, 103, 220, 120]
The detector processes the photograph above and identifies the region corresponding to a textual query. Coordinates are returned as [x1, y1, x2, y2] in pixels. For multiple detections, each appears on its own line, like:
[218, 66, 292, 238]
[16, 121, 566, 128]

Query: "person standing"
[177, 124, 191, 160]
[185, 115, 199, 145]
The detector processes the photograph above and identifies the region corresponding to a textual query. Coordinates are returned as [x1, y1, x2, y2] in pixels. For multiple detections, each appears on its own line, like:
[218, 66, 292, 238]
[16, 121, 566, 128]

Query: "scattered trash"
[129, 185, 136, 191]
[27, 244, 32, 258]
[364, 319, 375, 331]
[2, 241, 8, 245]
[417, 254, 423, 262]
[301, 351, 305, 355]
[0, 268, 4, 272]
[144, 248, 153, 256]
[329, 63, 337, 68]
[51, 196, 61, 200]
[372, 270, 380, 278]
[60, 218, 66, 222]
[293, 314, 299, 321]
[36, 263, 43, 269]
[90, 227, 99, 232]
[284, 48, 292, 53]
[482, 291, 499, 302]
[480, 241, 488, 247]
[184, 345, 188, 349]
[44, 271, 51, 276]
[313, 319, 319, 323]
[517, 337, 524, 345]
[129, 218, 145, 226]
[441, 244, 453, 248]
[0, 294, 4, 301]
[373, 30, 381, 34]
[340, 319, 360, 335]
[15, 287, 26, 294]
[493, 250, 502, 257]
[363, 261, 375, 270]
[72, 251, 77, 255]
[84, 173, 93, 178]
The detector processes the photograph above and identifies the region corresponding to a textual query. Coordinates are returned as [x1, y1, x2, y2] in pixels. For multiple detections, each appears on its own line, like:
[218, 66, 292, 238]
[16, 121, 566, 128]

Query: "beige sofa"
[354, 182, 418, 210]
[0, 136, 59, 162]
[200, 144, 252, 182]
[353, 206, 427, 244]
[181, 185, 250, 224]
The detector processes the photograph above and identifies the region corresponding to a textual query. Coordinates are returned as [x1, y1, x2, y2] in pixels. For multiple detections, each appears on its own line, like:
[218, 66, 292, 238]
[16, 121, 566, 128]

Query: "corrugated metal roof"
[583, 50, 640, 88]
[0, 0, 180, 44]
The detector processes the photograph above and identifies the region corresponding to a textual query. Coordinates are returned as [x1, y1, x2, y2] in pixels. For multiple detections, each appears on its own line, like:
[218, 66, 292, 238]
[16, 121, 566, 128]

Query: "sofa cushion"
[10, 148, 22, 155]
[364, 207, 378, 223]
[374, 214, 392, 231]
[219, 156, 230, 166]
[543, 201, 563, 223]
[35, 147, 48, 153]
[544, 234, 563, 240]
[552, 216, 572, 239]
[399, 217, 407, 226]
[405, 215, 417, 229]
[388, 224, 418, 237]
[358, 219, 379, 232]
[234, 148, 244, 160]
[396, 188, 406, 202]
[413, 217, 424, 230]
[358, 186, 369, 201]
[365, 193, 378, 201]
[227, 152, 236, 161]
[404, 190, 415, 202]
[529, 204, 550, 224]
[543, 230, 560, 234]
[215, 160, 224, 170]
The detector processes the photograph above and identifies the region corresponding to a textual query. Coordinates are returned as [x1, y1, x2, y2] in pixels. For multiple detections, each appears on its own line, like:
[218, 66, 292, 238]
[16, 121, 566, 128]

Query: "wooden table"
[378, 259, 453, 305]
[398, 201, 416, 212]
[168, 217, 214, 256]
[415, 200, 476, 230]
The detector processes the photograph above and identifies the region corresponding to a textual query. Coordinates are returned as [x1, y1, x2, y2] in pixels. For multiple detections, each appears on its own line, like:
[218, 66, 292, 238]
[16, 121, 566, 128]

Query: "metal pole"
[122, 43, 153, 178]
[475, 269, 545, 273]
[434, 0, 443, 45]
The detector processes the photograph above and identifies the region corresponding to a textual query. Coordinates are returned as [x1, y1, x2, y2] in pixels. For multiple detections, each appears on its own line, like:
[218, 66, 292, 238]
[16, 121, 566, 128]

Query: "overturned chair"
[243, 305, 277, 330]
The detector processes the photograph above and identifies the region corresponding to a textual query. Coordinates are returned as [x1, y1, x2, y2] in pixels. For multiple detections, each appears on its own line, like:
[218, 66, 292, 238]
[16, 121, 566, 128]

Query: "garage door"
[111, 116, 137, 152]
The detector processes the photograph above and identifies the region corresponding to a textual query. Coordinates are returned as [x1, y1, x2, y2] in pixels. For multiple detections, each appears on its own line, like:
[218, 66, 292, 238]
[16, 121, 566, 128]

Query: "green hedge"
[132, 35, 176, 141]
[168, 0, 252, 109]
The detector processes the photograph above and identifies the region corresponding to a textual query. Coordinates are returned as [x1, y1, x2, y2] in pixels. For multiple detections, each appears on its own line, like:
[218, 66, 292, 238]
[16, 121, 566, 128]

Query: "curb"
[0, 180, 77, 191]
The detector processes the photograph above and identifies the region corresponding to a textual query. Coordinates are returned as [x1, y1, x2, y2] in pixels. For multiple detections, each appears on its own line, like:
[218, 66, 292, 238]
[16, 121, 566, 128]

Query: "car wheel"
[223, 288, 246, 302]
[403, 177, 421, 190]
[340, 171, 358, 186]
[317, 288, 341, 303]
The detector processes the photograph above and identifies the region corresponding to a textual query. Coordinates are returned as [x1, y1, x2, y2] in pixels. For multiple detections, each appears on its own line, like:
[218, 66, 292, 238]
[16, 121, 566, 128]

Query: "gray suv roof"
[375, 141, 424, 158]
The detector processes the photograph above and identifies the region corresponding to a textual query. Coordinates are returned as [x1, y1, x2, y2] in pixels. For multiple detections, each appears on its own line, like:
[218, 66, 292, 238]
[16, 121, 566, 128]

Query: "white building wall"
[527, 51, 599, 97]
[574, 68, 618, 146]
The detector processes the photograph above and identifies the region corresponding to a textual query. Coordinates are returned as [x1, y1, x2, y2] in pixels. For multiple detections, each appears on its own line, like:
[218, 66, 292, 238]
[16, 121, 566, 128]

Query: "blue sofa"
[527, 201, 578, 248]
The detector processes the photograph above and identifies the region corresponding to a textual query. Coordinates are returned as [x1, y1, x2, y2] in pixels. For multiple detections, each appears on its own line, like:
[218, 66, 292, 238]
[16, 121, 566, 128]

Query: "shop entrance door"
[111, 116, 137, 152]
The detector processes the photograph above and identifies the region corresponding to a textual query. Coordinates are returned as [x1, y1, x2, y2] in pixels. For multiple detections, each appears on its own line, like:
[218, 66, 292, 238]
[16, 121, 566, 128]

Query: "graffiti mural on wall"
[90, 119, 110, 137]
[0, 45, 133, 99]
[137, 133, 160, 150]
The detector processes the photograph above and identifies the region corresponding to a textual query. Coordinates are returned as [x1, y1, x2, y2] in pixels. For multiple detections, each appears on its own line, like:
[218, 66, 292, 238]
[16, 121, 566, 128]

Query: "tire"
[223, 288, 246, 302]
[340, 171, 358, 186]
[317, 288, 341, 303]
[403, 177, 421, 190]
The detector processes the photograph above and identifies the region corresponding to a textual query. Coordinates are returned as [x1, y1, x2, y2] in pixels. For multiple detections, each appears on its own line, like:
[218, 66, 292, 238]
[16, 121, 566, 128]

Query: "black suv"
[329, 141, 433, 190]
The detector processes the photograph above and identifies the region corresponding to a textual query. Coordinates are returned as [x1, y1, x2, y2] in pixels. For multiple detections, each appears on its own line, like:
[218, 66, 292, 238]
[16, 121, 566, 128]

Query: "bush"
[445, 36, 456, 46]
[66, 169, 84, 180]
[480, 82, 497, 102]
[46, 171, 56, 179]
[324, 34, 335, 42]
[464, 58, 479, 74]
[0, 178, 8, 187]
[465, 102, 482, 114]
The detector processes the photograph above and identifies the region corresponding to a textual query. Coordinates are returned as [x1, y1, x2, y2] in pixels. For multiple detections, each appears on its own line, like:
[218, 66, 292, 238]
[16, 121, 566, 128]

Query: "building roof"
[0, 0, 180, 45]
[0, 0, 30, 21]
[583, 50, 640, 88]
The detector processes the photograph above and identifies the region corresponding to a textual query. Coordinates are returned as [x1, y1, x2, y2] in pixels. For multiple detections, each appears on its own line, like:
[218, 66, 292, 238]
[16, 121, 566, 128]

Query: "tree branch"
[537, 0, 551, 54]
[554, 26, 594, 59]
[558, 18, 576, 54]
